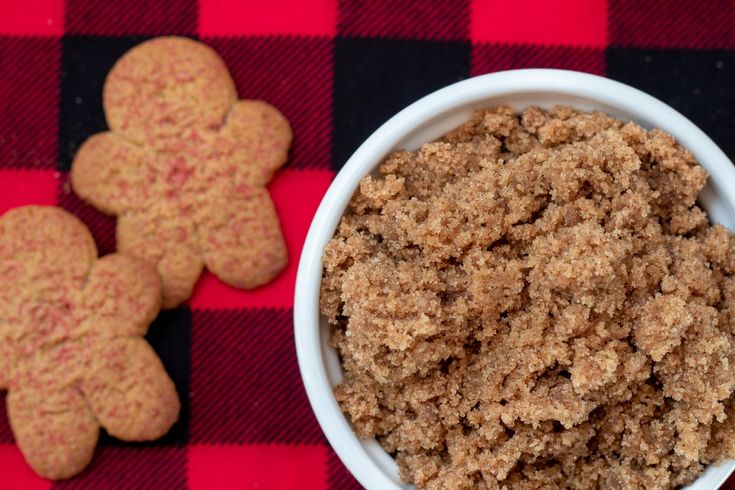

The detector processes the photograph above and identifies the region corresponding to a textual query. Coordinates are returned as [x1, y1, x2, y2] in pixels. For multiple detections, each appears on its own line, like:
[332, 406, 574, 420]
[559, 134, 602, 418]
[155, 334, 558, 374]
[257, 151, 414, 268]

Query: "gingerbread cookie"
[0, 206, 179, 480]
[71, 36, 292, 308]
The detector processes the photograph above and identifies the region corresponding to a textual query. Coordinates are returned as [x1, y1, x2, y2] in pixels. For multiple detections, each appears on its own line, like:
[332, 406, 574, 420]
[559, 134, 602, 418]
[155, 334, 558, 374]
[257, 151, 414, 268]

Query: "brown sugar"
[320, 106, 735, 489]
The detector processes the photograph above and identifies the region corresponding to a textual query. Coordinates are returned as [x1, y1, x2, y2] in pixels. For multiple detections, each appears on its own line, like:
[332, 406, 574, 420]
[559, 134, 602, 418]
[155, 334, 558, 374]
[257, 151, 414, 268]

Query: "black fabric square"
[0, 393, 12, 444]
[58, 35, 152, 171]
[471, 44, 605, 77]
[333, 36, 470, 171]
[606, 47, 735, 161]
[99, 307, 191, 447]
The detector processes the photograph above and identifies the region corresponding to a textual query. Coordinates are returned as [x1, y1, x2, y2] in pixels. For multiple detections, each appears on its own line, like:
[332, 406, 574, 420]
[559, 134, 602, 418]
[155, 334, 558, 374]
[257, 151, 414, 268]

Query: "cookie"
[0, 206, 179, 480]
[70, 36, 292, 308]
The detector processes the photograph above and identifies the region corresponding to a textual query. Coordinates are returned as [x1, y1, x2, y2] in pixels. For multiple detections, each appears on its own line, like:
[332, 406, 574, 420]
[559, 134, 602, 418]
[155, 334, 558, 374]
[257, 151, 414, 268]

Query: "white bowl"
[294, 69, 735, 490]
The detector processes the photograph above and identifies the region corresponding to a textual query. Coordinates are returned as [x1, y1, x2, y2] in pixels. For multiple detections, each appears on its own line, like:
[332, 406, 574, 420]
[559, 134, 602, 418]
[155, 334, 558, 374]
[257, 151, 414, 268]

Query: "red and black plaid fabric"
[1, 0, 734, 488]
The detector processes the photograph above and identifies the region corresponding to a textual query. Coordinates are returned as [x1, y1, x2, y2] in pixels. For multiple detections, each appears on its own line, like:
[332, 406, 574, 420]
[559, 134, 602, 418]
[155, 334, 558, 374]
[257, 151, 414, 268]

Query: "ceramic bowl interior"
[294, 69, 735, 490]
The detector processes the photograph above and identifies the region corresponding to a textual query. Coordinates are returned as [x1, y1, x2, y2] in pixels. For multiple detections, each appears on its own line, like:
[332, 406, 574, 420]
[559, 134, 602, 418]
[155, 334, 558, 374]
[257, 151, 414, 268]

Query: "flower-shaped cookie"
[71, 36, 292, 308]
[0, 206, 179, 480]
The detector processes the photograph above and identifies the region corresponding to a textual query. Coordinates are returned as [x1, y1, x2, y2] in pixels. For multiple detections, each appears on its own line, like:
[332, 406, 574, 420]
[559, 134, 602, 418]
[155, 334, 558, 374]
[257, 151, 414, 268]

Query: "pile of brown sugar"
[320, 106, 735, 489]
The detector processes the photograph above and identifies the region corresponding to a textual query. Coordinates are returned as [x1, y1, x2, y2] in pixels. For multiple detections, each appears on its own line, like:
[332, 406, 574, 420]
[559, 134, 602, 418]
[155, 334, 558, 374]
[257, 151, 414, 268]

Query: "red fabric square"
[199, 0, 337, 37]
[0, 37, 59, 169]
[338, 0, 469, 41]
[64, 0, 197, 35]
[471, 44, 605, 76]
[190, 308, 323, 444]
[189, 169, 333, 310]
[0, 0, 63, 35]
[470, 0, 608, 47]
[54, 447, 186, 489]
[0, 446, 50, 490]
[0, 169, 59, 214]
[609, 0, 735, 49]
[204, 36, 333, 171]
[189, 444, 328, 490]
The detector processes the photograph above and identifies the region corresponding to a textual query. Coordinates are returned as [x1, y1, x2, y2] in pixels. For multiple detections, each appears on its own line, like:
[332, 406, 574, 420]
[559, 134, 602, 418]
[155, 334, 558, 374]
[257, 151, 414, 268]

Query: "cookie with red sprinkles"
[71, 36, 292, 308]
[0, 206, 179, 480]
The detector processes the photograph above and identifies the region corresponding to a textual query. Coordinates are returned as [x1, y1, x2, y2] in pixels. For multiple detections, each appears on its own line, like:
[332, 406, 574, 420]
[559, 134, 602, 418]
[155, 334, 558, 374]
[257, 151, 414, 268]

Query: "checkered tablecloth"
[1, 0, 734, 488]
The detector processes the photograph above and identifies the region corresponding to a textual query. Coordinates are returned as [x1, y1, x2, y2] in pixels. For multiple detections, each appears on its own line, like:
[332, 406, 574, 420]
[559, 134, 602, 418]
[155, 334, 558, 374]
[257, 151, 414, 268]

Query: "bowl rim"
[293, 68, 735, 490]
